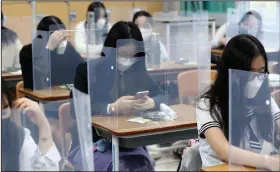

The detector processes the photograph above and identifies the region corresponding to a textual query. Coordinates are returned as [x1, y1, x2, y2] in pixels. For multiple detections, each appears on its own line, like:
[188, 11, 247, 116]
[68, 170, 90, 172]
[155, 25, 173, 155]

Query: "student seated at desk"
[133, 10, 168, 63]
[69, 21, 166, 171]
[74, 1, 111, 58]
[1, 12, 22, 72]
[1, 80, 61, 171]
[197, 34, 279, 171]
[211, 11, 262, 49]
[20, 15, 84, 90]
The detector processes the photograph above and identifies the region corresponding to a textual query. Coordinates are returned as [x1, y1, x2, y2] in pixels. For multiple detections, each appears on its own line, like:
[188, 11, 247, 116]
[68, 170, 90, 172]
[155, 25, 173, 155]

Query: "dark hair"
[132, 10, 153, 25]
[87, 1, 108, 23]
[37, 15, 66, 32]
[239, 11, 263, 38]
[1, 79, 14, 107]
[198, 34, 272, 147]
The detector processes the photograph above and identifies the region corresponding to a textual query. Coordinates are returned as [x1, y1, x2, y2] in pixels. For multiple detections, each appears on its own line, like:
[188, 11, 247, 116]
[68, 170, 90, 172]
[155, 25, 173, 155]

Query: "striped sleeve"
[196, 99, 221, 138]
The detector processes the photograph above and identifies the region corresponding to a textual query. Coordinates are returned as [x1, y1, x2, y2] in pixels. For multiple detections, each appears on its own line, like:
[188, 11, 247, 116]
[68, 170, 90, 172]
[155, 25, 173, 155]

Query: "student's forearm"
[38, 122, 54, 153]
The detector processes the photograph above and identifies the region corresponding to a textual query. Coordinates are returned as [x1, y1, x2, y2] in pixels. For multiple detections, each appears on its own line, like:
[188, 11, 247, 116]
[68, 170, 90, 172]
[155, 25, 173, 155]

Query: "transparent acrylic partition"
[228, 69, 279, 171]
[68, 88, 94, 171]
[2, 100, 62, 171]
[33, 24, 84, 93]
[192, 11, 212, 97]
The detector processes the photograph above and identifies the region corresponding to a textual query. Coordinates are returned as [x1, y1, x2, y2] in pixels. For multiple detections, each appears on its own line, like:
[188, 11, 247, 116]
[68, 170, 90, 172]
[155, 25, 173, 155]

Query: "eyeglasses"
[248, 72, 269, 82]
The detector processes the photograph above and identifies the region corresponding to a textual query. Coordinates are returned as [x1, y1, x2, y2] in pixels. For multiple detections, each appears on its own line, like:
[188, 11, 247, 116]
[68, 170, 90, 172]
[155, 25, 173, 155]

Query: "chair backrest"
[177, 70, 217, 98]
[58, 102, 74, 135]
[16, 81, 24, 99]
[271, 89, 280, 107]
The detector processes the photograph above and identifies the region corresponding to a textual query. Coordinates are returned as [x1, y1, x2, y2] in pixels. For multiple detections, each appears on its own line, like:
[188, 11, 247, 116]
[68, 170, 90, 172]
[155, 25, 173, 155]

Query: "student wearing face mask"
[1, 12, 23, 72]
[68, 21, 165, 171]
[74, 1, 112, 59]
[196, 34, 280, 171]
[20, 15, 84, 90]
[211, 11, 262, 49]
[1, 80, 61, 171]
[133, 11, 168, 64]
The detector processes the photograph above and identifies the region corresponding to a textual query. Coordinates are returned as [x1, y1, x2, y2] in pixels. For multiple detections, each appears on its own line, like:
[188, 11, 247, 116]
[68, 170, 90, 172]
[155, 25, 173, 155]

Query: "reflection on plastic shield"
[72, 88, 94, 171]
[2, 105, 61, 171]
[32, 30, 51, 91]
[228, 69, 278, 171]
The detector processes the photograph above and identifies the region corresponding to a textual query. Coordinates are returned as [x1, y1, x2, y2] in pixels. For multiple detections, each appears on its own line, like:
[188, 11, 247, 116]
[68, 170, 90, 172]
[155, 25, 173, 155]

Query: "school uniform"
[196, 97, 280, 167]
[20, 42, 84, 90]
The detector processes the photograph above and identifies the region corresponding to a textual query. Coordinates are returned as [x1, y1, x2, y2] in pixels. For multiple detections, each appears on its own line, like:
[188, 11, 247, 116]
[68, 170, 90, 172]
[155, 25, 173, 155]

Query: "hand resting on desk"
[109, 96, 155, 115]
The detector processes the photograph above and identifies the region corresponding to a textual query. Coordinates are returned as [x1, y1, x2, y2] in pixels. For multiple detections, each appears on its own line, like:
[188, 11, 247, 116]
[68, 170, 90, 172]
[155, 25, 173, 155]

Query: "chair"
[271, 89, 280, 107]
[16, 81, 24, 99]
[177, 70, 217, 104]
[58, 102, 75, 169]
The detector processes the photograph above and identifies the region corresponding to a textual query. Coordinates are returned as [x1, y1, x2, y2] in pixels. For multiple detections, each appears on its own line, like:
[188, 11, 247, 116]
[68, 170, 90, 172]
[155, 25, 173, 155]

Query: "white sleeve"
[211, 23, 227, 48]
[74, 21, 103, 58]
[196, 99, 221, 138]
[19, 128, 61, 171]
[13, 39, 23, 69]
[159, 41, 169, 61]
[270, 97, 280, 122]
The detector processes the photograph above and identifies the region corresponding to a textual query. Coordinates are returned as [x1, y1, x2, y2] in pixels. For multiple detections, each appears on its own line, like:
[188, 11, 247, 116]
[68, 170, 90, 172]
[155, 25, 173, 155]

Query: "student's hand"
[219, 37, 227, 46]
[265, 156, 280, 171]
[13, 98, 49, 127]
[47, 30, 66, 50]
[109, 96, 137, 115]
[133, 96, 155, 111]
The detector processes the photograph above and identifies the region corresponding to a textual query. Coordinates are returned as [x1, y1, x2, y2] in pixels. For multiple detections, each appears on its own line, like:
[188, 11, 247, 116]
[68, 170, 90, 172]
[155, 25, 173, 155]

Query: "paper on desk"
[10, 70, 22, 75]
[127, 117, 152, 124]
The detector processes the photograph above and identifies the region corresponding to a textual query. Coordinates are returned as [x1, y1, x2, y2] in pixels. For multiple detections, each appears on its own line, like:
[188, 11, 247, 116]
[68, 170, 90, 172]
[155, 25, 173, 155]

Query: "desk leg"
[112, 135, 120, 171]
[211, 21, 216, 39]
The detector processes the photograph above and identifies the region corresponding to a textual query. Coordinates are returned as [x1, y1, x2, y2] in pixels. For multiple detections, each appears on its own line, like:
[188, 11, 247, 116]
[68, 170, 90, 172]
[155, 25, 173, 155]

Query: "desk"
[154, 16, 216, 58]
[92, 104, 197, 171]
[148, 61, 217, 82]
[211, 49, 223, 57]
[201, 155, 279, 171]
[2, 72, 23, 88]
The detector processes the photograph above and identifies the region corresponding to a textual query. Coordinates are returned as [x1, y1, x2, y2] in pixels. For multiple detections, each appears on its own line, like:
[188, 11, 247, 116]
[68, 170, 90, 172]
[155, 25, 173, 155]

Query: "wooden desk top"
[201, 155, 279, 171]
[18, 86, 70, 102]
[153, 16, 216, 23]
[2, 73, 22, 80]
[211, 49, 224, 57]
[201, 164, 255, 171]
[147, 61, 216, 73]
[92, 104, 196, 137]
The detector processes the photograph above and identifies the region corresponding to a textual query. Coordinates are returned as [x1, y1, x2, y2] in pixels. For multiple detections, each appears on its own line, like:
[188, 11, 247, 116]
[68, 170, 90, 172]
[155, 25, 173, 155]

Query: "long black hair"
[1, 79, 25, 171]
[198, 34, 273, 147]
[1, 12, 18, 46]
[239, 11, 263, 38]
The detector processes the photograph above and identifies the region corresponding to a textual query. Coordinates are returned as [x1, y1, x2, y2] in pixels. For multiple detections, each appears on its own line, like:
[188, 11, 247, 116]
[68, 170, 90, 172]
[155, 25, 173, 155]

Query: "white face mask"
[96, 18, 106, 29]
[244, 75, 264, 98]
[140, 28, 152, 41]
[117, 57, 137, 71]
[56, 40, 67, 54]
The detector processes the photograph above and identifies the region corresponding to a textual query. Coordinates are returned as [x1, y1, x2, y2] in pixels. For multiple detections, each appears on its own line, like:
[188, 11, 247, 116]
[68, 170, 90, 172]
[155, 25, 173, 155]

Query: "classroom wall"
[2, 1, 163, 45]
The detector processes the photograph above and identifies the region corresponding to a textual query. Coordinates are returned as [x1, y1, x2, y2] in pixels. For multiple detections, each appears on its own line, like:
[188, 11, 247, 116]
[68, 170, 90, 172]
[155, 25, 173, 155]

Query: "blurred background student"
[133, 10, 168, 65]
[1, 12, 22, 72]
[20, 15, 84, 90]
[74, 1, 112, 58]
[211, 11, 262, 49]
[2, 80, 61, 171]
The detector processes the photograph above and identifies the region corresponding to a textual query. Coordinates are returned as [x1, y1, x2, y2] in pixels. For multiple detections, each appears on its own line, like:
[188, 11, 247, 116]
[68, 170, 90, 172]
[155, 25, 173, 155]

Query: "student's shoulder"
[19, 44, 32, 59]
[196, 97, 211, 111]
